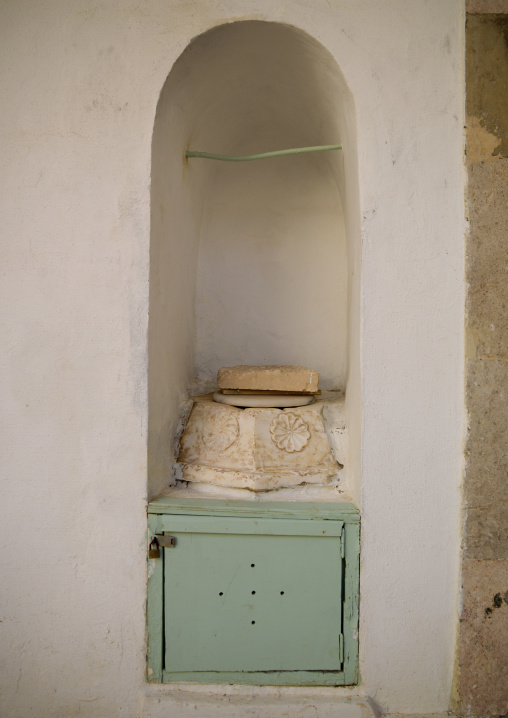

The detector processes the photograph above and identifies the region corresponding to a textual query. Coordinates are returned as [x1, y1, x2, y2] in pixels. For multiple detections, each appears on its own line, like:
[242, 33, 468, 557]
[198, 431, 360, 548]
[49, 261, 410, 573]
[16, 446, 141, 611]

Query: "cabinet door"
[163, 517, 343, 674]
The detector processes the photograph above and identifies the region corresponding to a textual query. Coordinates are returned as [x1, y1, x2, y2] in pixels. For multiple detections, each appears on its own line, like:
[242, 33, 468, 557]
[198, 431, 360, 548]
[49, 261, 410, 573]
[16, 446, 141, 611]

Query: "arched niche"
[148, 21, 360, 499]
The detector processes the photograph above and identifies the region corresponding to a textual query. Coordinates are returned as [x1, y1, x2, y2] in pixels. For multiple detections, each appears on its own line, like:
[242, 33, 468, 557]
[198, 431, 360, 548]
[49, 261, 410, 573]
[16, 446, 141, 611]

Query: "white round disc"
[212, 392, 315, 408]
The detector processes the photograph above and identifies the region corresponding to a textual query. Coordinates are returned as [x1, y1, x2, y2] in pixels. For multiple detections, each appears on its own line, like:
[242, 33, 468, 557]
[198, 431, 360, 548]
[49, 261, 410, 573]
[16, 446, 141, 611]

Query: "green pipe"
[185, 144, 342, 162]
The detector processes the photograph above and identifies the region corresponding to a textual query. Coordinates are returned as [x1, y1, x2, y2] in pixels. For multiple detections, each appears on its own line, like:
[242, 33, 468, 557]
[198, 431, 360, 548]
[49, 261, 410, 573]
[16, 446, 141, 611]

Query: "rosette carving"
[202, 410, 239, 451]
[270, 412, 311, 453]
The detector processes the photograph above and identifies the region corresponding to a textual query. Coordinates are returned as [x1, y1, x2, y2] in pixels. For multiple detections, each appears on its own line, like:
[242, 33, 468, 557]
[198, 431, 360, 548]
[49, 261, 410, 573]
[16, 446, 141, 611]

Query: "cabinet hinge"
[339, 633, 344, 665]
[341, 524, 345, 558]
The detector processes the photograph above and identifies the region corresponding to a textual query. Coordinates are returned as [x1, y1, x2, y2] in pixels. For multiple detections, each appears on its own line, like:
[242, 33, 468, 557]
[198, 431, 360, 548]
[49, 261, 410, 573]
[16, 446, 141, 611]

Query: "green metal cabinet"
[147, 497, 359, 685]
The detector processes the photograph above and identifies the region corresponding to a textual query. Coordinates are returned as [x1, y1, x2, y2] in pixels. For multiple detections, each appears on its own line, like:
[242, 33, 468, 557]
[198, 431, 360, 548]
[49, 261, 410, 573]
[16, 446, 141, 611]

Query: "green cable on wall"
[185, 144, 342, 162]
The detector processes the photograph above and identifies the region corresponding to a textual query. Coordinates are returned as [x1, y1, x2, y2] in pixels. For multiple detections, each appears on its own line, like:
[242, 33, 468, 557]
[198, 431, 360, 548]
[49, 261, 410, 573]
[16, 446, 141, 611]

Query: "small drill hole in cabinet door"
[164, 528, 343, 673]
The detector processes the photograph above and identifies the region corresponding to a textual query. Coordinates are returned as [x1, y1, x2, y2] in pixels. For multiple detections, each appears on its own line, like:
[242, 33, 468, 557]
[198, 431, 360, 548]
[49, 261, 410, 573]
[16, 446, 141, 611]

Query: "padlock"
[148, 538, 160, 559]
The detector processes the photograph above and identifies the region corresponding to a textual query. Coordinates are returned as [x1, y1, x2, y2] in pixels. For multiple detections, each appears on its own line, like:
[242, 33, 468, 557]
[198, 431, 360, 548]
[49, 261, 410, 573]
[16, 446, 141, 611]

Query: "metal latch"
[148, 535, 177, 559]
[156, 534, 177, 548]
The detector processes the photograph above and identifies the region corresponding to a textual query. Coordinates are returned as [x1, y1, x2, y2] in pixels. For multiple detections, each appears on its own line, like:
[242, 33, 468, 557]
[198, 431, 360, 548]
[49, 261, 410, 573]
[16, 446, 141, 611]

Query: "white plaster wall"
[0, 2, 464, 717]
[149, 54, 210, 497]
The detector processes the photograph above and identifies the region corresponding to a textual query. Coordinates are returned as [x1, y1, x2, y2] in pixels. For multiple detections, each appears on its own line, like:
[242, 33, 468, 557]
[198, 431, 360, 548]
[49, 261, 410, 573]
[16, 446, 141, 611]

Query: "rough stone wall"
[457, 7, 508, 716]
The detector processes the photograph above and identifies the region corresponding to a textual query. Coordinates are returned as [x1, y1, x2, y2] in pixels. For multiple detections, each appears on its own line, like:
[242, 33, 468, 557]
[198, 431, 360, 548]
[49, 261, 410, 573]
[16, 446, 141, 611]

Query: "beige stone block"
[464, 359, 508, 559]
[467, 0, 508, 13]
[217, 365, 319, 393]
[466, 116, 500, 165]
[457, 559, 508, 716]
[467, 160, 508, 358]
[465, 508, 508, 560]
[465, 359, 508, 492]
[466, 16, 508, 160]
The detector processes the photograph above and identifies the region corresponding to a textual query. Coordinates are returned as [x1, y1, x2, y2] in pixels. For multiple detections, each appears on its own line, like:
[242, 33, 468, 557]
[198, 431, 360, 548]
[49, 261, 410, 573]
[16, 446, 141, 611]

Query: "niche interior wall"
[148, 21, 361, 501]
